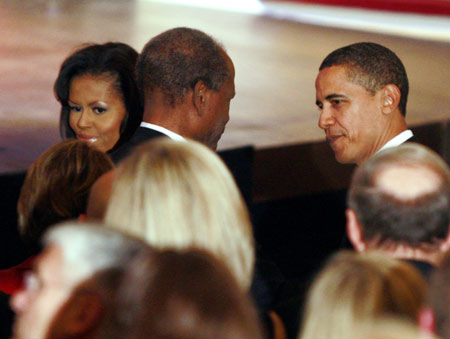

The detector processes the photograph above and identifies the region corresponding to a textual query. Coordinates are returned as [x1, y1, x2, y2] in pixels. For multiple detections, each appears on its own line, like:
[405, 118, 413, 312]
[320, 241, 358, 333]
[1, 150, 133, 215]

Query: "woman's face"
[68, 73, 126, 152]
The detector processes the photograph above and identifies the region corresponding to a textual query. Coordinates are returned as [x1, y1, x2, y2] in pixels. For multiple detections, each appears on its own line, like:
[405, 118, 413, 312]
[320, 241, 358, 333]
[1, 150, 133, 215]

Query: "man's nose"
[318, 107, 335, 130]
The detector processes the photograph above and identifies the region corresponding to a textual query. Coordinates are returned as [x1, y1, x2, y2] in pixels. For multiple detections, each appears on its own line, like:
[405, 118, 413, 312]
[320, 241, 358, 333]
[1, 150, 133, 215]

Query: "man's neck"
[142, 91, 194, 138]
[380, 112, 408, 148]
[368, 245, 440, 266]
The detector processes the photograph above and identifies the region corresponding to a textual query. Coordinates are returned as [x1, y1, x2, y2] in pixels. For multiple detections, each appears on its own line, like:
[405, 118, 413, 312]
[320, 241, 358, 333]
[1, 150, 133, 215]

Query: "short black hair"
[320, 42, 409, 116]
[136, 27, 229, 106]
[54, 42, 143, 151]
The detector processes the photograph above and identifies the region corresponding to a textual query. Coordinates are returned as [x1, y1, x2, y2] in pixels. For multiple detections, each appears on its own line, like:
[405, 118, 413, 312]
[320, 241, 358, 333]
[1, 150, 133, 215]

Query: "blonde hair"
[352, 317, 437, 339]
[299, 251, 427, 339]
[104, 138, 254, 290]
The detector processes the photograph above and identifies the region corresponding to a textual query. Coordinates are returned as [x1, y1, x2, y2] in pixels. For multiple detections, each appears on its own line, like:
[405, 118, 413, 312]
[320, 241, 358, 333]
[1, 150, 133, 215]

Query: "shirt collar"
[377, 130, 413, 153]
[140, 122, 185, 142]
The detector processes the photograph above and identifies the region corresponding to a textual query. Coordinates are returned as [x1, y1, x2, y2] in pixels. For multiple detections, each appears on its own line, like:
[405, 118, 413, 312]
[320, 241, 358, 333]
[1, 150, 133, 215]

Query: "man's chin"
[334, 151, 354, 165]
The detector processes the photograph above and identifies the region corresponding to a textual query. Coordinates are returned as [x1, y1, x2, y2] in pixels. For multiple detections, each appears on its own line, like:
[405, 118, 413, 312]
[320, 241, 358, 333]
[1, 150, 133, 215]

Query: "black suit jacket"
[110, 127, 166, 164]
[109, 126, 254, 205]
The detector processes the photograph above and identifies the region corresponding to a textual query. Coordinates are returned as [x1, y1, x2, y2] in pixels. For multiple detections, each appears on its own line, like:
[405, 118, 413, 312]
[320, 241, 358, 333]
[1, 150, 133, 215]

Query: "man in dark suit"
[111, 27, 235, 163]
[346, 143, 450, 278]
[316, 42, 416, 166]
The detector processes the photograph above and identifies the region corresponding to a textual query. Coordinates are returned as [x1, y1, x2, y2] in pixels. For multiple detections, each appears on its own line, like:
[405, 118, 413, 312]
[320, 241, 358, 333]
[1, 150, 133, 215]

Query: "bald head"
[376, 164, 441, 200]
[347, 143, 450, 250]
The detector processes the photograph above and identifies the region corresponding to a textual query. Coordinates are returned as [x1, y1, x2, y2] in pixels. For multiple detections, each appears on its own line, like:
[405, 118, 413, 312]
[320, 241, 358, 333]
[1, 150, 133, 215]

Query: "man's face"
[316, 65, 386, 165]
[11, 245, 73, 339]
[200, 53, 236, 150]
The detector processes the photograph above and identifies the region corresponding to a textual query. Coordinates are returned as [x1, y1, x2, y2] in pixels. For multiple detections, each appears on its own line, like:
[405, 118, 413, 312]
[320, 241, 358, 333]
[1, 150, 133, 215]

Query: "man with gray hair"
[346, 143, 450, 274]
[111, 27, 236, 163]
[10, 222, 150, 339]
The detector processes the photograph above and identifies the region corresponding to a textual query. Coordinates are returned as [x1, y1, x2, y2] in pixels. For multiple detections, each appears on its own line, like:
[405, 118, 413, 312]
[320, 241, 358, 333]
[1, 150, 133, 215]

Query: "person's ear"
[381, 84, 401, 114]
[63, 293, 103, 336]
[193, 80, 208, 116]
[418, 307, 435, 336]
[346, 208, 366, 252]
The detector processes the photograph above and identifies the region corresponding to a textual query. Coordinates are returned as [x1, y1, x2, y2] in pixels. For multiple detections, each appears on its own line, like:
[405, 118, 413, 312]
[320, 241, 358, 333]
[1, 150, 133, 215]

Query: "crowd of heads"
[4, 28, 449, 339]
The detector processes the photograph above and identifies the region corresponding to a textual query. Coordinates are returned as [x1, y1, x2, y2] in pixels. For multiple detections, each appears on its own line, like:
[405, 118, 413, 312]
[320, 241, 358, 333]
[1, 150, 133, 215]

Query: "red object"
[275, 0, 450, 16]
[0, 256, 35, 295]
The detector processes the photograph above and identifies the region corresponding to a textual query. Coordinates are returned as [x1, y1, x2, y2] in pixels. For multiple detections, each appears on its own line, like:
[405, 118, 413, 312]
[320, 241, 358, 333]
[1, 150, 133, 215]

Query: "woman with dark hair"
[54, 42, 142, 153]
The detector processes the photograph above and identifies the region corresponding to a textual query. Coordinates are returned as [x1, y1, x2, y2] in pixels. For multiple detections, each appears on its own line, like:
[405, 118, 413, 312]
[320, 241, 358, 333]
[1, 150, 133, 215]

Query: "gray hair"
[43, 221, 148, 286]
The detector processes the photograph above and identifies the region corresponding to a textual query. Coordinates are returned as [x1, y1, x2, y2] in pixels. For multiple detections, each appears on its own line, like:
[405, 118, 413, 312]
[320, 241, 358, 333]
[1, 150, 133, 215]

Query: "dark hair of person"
[17, 140, 114, 254]
[54, 42, 142, 151]
[115, 249, 264, 339]
[136, 27, 229, 107]
[319, 42, 409, 116]
[348, 145, 450, 248]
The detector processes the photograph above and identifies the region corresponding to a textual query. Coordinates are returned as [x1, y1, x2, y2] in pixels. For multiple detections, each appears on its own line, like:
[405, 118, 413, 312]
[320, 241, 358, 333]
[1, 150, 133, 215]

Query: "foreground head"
[17, 140, 113, 254]
[55, 42, 142, 152]
[316, 42, 408, 164]
[299, 251, 427, 339]
[105, 138, 254, 290]
[10, 222, 149, 339]
[347, 143, 450, 261]
[137, 27, 235, 149]
[115, 249, 263, 339]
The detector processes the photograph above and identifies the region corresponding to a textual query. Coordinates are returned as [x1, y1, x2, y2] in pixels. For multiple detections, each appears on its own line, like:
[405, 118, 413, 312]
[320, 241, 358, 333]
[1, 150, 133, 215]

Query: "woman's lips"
[77, 134, 98, 143]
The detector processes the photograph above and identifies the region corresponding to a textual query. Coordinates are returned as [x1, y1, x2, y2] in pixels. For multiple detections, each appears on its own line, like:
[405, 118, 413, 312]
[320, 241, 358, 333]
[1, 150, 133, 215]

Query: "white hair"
[43, 221, 146, 286]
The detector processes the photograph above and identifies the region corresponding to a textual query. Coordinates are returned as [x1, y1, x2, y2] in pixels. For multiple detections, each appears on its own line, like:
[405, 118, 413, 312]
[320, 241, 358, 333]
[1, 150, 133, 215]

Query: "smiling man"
[316, 42, 414, 165]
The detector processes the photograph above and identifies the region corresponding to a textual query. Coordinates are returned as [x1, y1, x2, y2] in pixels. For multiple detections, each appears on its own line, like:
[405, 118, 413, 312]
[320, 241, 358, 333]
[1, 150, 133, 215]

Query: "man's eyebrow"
[325, 94, 347, 100]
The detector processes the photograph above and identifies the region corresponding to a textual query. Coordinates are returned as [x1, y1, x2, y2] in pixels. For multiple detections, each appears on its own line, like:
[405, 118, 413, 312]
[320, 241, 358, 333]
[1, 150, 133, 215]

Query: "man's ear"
[381, 84, 401, 114]
[418, 307, 435, 336]
[64, 293, 103, 336]
[193, 80, 208, 116]
[346, 208, 366, 252]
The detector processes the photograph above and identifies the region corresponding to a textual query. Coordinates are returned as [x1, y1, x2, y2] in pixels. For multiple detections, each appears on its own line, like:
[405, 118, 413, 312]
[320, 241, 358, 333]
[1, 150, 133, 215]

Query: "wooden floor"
[0, 0, 449, 173]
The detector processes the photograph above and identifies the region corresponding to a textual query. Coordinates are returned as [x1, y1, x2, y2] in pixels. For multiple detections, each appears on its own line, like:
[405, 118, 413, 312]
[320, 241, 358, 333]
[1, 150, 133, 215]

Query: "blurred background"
[0, 0, 449, 173]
